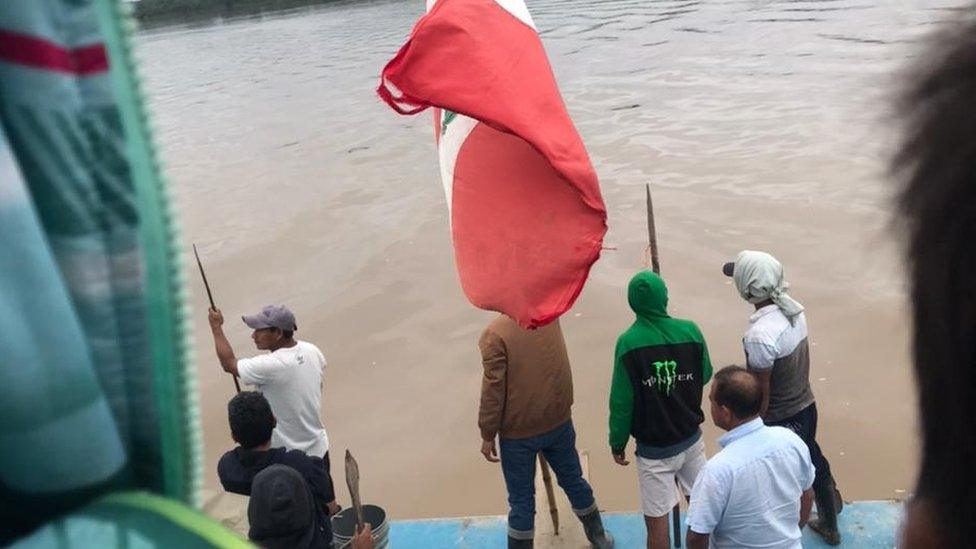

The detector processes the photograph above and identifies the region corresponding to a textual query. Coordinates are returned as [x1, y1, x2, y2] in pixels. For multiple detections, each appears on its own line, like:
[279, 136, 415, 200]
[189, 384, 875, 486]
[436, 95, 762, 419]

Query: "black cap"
[722, 262, 735, 277]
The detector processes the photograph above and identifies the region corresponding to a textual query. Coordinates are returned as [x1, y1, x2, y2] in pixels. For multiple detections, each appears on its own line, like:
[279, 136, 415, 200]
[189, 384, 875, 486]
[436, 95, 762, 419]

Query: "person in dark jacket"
[218, 392, 333, 547]
[609, 267, 712, 549]
[248, 464, 325, 548]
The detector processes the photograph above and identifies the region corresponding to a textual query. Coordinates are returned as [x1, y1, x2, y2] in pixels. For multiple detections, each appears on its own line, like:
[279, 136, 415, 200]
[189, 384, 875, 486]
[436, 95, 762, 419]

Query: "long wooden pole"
[645, 184, 661, 275]
[538, 453, 559, 535]
[193, 244, 241, 393]
[645, 185, 680, 546]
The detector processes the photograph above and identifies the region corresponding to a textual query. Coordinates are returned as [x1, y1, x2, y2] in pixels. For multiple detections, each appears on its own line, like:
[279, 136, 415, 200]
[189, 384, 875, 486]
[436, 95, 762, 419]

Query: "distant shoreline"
[134, 0, 341, 26]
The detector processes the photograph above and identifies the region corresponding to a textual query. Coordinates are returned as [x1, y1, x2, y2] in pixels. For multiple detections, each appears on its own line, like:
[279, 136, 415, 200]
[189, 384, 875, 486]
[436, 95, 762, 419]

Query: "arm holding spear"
[208, 309, 241, 383]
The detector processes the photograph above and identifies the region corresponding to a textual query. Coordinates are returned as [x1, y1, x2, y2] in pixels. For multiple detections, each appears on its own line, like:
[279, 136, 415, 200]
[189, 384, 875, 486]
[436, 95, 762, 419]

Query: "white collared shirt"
[687, 417, 815, 548]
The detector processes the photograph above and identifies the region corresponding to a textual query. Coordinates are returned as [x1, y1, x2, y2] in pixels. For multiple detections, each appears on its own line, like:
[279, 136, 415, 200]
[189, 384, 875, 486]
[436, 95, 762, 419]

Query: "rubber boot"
[507, 536, 533, 549]
[808, 477, 841, 546]
[578, 509, 614, 549]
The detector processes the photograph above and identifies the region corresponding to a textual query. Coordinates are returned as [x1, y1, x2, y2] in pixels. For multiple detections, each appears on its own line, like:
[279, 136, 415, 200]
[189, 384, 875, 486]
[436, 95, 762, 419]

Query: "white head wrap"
[731, 250, 804, 322]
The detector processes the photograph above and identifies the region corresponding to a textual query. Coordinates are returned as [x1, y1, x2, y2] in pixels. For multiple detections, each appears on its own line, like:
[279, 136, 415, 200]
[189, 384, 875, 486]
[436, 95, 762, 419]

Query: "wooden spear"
[645, 184, 661, 275]
[539, 454, 559, 535]
[645, 184, 681, 546]
[193, 243, 241, 393]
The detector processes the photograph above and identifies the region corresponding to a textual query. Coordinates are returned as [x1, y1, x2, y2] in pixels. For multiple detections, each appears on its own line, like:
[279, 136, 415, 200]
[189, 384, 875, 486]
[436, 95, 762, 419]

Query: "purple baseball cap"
[242, 305, 297, 331]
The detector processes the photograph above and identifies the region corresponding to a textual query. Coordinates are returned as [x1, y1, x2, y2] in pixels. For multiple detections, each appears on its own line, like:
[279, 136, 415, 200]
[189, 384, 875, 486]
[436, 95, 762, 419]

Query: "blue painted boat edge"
[388, 500, 902, 548]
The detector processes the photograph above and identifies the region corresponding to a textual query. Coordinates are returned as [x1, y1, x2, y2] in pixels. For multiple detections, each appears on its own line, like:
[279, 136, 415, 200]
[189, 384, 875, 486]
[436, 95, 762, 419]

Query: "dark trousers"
[768, 402, 834, 493]
[319, 451, 336, 503]
[498, 420, 596, 536]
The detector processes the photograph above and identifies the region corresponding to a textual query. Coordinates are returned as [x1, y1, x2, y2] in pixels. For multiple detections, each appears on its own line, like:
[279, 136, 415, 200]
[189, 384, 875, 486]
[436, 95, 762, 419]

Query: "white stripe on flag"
[427, 0, 535, 29]
[438, 112, 478, 216]
[492, 0, 536, 30]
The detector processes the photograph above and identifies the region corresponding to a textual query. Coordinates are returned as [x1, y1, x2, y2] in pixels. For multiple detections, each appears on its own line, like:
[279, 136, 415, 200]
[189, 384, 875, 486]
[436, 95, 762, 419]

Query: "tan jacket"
[478, 315, 574, 441]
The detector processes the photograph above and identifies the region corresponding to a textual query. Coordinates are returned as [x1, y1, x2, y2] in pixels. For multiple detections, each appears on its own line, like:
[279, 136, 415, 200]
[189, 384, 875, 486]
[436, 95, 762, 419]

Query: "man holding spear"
[208, 304, 340, 515]
[608, 251, 713, 549]
[608, 186, 713, 549]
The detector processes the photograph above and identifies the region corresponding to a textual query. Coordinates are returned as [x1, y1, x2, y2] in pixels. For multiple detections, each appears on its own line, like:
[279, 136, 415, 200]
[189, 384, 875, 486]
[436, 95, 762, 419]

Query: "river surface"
[139, 0, 967, 525]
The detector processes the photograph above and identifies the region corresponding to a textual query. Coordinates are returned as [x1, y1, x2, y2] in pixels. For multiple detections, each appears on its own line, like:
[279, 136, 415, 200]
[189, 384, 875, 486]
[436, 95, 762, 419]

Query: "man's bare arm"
[687, 530, 709, 549]
[799, 488, 814, 527]
[754, 368, 772, 418]
[208, 309, 239, 377]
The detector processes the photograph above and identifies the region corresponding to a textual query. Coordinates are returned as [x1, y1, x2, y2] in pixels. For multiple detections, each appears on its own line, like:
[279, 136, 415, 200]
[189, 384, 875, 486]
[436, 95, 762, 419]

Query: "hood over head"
[628, 270, 669, 319]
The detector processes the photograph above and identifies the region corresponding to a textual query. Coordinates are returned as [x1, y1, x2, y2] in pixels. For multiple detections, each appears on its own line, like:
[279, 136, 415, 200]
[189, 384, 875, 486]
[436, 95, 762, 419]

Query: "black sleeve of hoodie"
[217, 450, 252, 496]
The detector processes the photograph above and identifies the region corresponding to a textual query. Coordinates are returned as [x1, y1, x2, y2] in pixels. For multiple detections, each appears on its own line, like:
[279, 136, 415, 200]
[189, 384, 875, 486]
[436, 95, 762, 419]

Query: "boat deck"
[388, 500, 901, 548]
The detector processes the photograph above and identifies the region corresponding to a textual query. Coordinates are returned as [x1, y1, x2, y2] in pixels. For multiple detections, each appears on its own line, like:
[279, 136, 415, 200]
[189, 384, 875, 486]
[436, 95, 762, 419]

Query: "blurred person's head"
[708, 366, 762, 431]
[248, 464, 317, 548]
[228, 391, 276, 449]
[893, 6, 976, 547]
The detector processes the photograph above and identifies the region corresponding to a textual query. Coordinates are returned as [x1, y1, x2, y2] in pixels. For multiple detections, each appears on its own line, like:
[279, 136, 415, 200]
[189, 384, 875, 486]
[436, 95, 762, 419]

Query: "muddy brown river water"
[139, 0, 966, 523]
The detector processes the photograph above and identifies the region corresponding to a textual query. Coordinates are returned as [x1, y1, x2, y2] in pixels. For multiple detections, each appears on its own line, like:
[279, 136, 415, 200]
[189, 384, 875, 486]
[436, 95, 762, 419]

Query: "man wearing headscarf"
[723, 250, 843, 545]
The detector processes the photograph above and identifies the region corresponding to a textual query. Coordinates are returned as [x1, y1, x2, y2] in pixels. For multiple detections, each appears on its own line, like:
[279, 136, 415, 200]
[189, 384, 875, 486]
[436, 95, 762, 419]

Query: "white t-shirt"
[687, 418, 815, 549]
[237, 340, 329, 457]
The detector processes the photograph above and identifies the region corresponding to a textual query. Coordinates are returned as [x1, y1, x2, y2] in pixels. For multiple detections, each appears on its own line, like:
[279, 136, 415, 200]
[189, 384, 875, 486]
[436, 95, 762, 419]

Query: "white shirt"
[687, 418, 815, 549]
[742, 305, 807, 370]
[237, 340, 329, 457]
[743, 306, 815, 422]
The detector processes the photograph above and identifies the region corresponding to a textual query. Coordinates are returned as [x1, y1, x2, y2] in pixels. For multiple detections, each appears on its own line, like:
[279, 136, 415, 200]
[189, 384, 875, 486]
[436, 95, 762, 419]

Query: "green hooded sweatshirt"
[608, 271, 712, 458]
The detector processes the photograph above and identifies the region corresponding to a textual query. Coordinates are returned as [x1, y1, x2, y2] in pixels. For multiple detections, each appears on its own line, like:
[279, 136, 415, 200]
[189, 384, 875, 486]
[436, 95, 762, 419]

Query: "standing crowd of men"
[202, 11, 976, 548]
[206, 248, 836, 549]
[478, 249, 842, 549]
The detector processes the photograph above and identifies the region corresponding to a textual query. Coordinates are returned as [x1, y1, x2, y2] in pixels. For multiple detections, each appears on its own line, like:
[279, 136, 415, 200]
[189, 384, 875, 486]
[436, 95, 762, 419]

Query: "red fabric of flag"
[378, 0, 607, 328]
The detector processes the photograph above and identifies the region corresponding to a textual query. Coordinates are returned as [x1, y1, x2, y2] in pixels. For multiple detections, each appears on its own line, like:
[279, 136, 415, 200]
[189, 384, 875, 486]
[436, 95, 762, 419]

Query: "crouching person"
[218, 392, 333, 547]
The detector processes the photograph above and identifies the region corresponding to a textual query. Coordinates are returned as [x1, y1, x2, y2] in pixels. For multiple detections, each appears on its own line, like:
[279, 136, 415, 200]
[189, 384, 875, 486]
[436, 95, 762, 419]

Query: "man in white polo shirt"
[208, 304, 338, 514]
[723, 251, 842, 544]
[686, 366, 814, 549]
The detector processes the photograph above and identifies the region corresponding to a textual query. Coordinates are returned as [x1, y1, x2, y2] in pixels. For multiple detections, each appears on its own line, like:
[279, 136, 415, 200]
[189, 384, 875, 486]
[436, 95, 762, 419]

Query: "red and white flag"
[377, 0, 607, 329]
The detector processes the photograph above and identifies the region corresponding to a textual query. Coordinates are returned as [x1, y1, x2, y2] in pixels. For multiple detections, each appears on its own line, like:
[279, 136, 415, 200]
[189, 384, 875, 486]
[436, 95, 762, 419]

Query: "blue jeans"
[499, 420, 596, 538]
